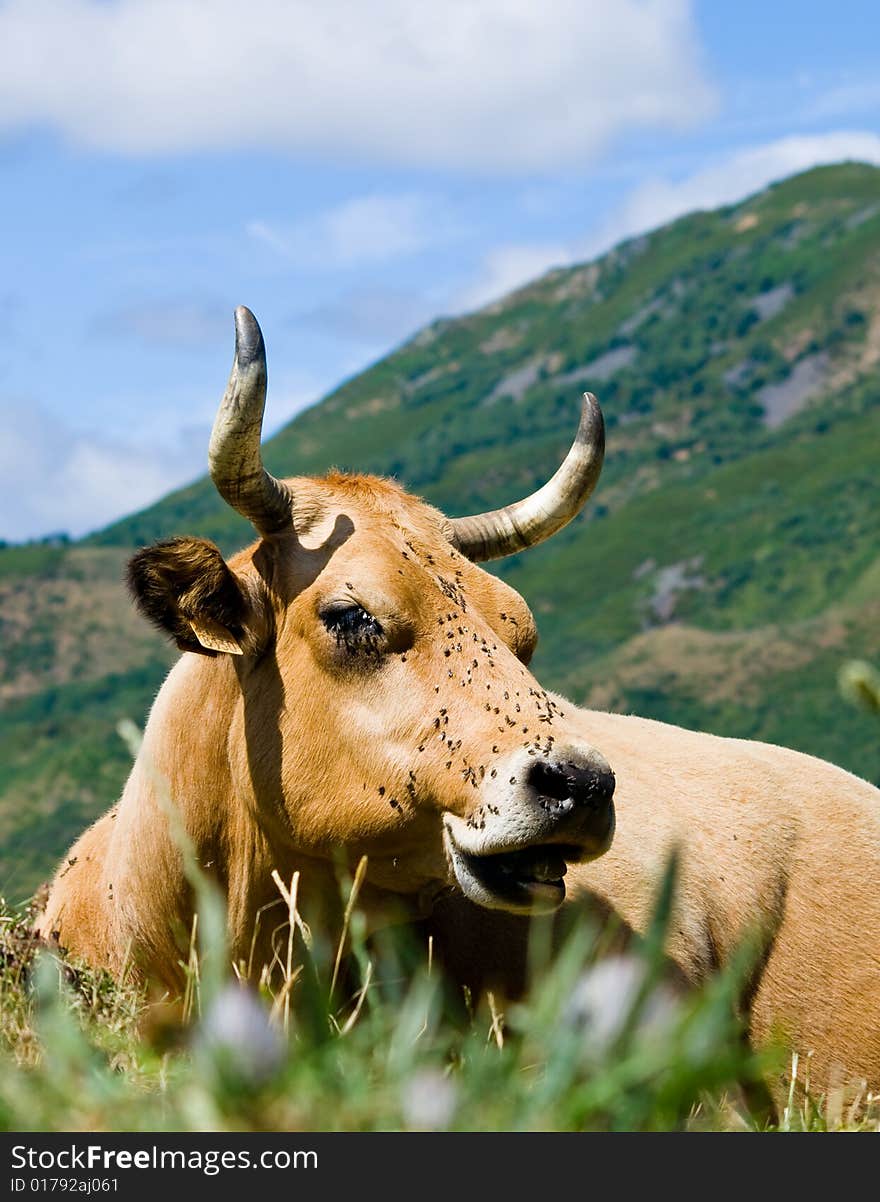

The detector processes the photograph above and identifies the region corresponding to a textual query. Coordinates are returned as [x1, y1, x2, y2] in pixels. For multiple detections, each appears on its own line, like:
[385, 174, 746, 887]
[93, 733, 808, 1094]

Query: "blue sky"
[1, 0, 878, 541]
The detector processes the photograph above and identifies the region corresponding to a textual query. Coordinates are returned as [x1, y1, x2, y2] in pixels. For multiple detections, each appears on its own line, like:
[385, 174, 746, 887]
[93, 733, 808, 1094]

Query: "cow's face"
[126, 307, 615, 915]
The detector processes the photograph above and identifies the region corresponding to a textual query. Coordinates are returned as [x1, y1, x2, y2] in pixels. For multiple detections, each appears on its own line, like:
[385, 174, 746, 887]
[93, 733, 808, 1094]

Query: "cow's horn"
[209, 307, 294, 535]
[450, 393, 604, 561]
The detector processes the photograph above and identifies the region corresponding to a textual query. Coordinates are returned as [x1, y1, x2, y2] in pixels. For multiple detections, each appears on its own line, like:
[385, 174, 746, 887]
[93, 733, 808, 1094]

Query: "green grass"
[2, 867, 874, 1133]
[0, 665, 170, 902]
[0, 868, 833, 1134]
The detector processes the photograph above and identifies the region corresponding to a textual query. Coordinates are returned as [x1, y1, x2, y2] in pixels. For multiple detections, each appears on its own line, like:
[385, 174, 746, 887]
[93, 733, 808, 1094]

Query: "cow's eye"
[321, 605, 384, 649]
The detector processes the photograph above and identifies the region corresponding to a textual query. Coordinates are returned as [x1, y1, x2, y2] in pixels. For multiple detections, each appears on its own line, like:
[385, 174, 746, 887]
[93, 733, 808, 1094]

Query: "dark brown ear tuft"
[127, 537, 249, 656]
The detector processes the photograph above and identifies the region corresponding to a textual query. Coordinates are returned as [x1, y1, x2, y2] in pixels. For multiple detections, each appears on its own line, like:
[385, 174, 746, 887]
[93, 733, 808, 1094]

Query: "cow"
[37, 306, 616, 985]
[37, 307, 880, 1101]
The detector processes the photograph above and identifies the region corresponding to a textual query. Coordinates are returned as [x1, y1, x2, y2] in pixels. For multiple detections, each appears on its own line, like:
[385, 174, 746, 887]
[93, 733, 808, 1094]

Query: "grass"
[0, 869, 876, 1134]
[0, 891, 746, 1133]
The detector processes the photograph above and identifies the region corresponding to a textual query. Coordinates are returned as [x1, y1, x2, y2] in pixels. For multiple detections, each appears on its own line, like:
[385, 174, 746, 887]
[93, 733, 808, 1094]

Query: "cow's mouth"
[445, 835, 584, 914]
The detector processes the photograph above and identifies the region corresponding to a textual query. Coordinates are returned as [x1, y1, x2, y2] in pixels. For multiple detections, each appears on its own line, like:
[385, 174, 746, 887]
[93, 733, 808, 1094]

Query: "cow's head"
[128, 308, 615, 915]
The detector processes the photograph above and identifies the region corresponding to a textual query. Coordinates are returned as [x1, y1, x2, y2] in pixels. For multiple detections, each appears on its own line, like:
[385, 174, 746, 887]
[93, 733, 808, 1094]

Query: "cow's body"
[559, 709, 880, 1092]
[36, 307, 880, 1104]
[42, 684, 880, 1094]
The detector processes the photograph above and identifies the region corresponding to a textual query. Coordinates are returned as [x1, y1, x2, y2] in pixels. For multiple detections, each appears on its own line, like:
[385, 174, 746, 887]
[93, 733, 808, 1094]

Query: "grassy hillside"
[2, 161, 879, 899]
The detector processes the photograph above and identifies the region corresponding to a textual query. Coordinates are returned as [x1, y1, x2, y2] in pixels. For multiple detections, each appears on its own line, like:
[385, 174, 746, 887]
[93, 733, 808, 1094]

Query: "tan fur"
[37, 472, 880, 1095]
[563, 711, 880, 1094]
[38, 476, 562, 975]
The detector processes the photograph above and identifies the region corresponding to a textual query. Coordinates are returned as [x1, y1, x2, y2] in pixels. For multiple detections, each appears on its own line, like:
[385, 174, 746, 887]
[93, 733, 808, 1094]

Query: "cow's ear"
[127, 537, 264, 657]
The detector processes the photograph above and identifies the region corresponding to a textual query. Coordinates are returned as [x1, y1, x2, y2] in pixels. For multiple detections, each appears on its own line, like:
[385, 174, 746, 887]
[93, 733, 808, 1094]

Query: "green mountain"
[2, 162, 879, 901]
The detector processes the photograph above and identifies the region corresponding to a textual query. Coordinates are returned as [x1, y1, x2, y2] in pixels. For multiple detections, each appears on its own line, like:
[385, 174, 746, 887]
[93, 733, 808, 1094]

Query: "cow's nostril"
[527, 759, 573, 803]
[527, 755, 616, 811]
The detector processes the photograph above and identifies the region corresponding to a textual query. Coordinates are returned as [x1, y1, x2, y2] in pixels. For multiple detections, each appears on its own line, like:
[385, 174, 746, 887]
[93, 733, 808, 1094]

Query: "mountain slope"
[2, 162, 879, 899]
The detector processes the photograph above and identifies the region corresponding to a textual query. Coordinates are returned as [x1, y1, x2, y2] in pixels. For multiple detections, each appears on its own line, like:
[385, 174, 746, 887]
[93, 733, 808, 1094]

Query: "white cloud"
[294, 287, 438, 345]
[584, 131, 880, 255]
[247, 194, 438, 268]
[0, 377, 326, 541]
[93, 298, 228, 348]
[0, 0, 714, 172]
[806, 80, 880, 122]
[459, 131, 880, 311]
[458, 243, 572, 309]
[0, 396, 204, 541]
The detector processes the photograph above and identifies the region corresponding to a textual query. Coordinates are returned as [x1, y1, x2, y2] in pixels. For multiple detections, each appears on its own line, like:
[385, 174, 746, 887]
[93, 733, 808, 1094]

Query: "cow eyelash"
[321, 605, 384, 649]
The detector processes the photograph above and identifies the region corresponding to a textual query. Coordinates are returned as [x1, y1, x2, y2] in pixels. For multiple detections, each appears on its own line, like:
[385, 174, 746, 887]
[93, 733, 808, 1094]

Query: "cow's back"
[564, 707, 880, 1091]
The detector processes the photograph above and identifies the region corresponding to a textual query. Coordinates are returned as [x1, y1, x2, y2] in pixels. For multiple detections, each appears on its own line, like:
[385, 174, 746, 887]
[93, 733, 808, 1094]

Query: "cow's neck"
[115, 651, 366, 974]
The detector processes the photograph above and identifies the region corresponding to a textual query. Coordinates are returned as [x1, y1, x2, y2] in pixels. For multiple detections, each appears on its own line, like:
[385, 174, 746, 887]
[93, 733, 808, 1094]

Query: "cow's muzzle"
[443, 747, 615, 914]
